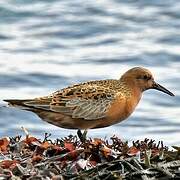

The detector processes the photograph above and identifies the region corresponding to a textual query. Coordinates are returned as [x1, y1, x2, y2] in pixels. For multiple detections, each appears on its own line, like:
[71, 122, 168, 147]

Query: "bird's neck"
[120, 80, 142, 106]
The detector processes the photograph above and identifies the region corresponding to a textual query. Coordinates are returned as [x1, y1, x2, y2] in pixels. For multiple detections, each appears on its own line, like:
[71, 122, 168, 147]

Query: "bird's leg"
[77, 129, 82, 140]
[82, 129, 88, 140]
[77, 129, 88, 143]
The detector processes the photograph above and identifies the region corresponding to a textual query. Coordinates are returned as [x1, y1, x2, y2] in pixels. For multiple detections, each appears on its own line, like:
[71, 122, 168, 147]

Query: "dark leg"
[77, 129, 88, 143]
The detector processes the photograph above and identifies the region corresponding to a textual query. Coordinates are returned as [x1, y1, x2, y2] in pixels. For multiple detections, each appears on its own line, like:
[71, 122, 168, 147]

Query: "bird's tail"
[4, 98, 52, 112]
[4, 99, 28, 105]
[3, 99, 32, 108]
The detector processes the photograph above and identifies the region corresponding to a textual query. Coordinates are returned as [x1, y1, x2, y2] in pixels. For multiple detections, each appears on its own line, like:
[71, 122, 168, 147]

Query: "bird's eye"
[136, 75, 151, 80]
[143, 75, 148, 80]
[143, 75, 151, 80]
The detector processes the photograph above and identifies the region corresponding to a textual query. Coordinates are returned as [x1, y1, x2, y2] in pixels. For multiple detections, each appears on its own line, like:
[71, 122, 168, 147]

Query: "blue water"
[0, 0, 180, 145]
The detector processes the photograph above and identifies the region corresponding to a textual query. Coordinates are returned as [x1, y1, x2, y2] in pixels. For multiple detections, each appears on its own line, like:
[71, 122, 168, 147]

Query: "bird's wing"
[6, 80, 120, 120]
[49, 82, 117, 120]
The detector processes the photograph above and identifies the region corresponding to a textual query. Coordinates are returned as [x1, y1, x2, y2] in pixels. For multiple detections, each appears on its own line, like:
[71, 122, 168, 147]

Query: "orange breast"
[106, 96, 127, 123]
[106, 93, 141, 125]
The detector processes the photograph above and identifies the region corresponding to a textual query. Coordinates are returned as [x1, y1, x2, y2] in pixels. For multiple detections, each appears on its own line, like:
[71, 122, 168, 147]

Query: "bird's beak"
[152, 81, 175, 96]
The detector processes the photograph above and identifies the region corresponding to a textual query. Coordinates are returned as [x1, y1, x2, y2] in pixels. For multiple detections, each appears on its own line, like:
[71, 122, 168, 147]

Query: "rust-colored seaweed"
[0, 132, 179, 180]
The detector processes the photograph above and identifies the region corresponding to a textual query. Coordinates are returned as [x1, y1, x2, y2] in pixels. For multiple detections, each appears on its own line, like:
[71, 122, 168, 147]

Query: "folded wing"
[4, 80, 118, 121]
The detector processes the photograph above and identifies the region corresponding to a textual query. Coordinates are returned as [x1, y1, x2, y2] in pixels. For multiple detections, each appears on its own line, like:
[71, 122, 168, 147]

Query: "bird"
[4, 67, 174, 131]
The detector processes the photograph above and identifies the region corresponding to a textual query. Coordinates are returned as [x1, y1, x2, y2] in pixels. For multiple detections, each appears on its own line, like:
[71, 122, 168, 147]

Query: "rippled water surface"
[0, 0, 180, 145]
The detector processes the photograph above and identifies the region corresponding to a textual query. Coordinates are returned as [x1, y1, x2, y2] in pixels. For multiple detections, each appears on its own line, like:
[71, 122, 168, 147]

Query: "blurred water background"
[0, 0, 179, 145]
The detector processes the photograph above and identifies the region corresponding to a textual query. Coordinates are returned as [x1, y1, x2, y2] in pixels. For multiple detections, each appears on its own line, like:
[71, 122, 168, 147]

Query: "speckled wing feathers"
[50, 80, 118, 120]
[18, 80, 125, 121]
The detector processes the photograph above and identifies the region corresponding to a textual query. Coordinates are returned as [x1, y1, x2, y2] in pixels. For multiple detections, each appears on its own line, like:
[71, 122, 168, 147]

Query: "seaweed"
[0, 129, 179, 179]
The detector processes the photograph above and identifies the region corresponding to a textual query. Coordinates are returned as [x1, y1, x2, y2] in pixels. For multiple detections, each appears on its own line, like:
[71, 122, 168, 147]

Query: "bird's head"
[120, 67, 174, 96]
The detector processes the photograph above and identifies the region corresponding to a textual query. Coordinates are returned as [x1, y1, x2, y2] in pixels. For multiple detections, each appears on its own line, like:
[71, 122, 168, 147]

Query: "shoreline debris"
[0, 131, 179, 179]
